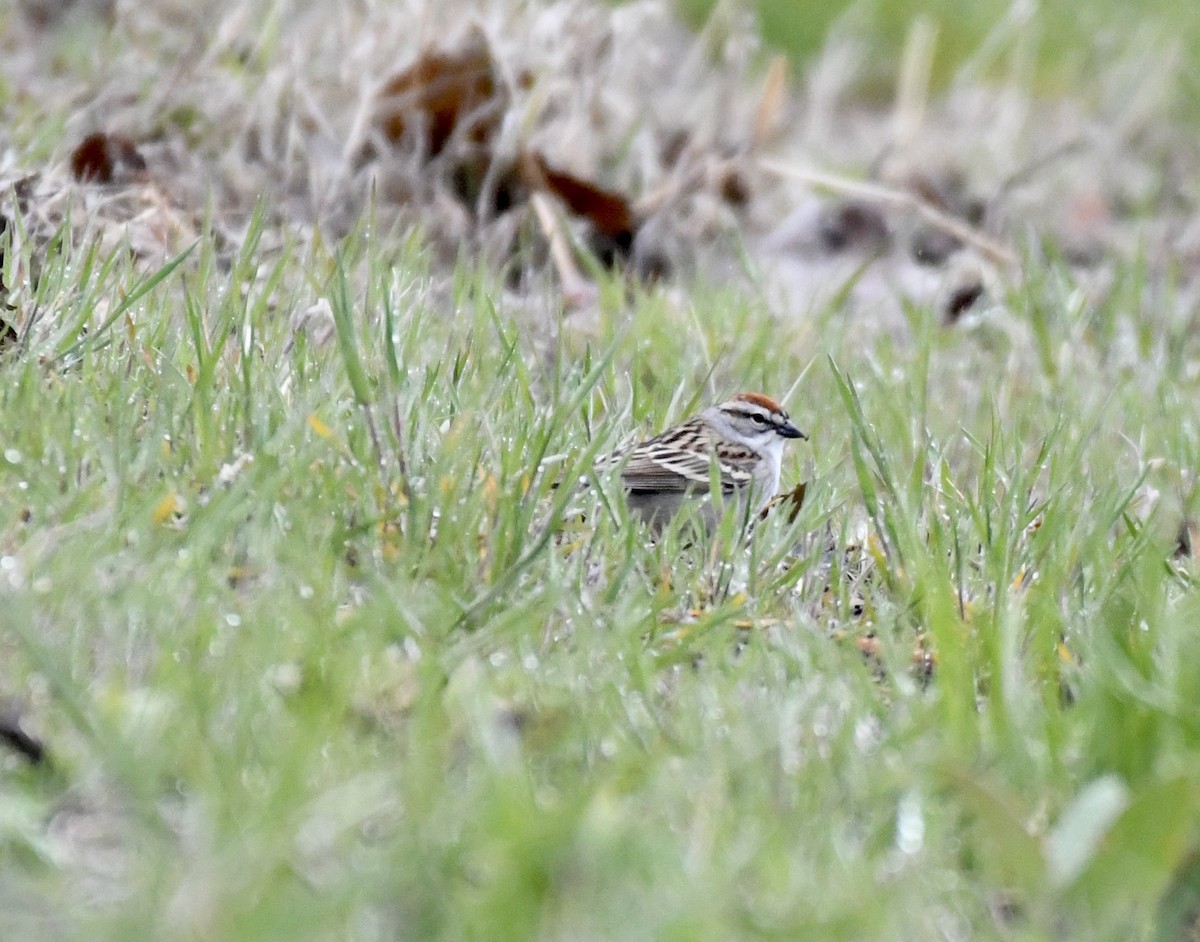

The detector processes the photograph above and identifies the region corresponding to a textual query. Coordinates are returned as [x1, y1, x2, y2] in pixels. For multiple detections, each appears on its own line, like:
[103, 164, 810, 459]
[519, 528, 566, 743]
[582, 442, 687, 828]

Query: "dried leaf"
[520, 151, 637, 255]
[780, 480, 807, 522]
[759, 480, 807, 523]
[715, 163, 752, 206]
[70, 132, 148, 184]
[942, 278, 984, 324]
[375, 27, 504, 157]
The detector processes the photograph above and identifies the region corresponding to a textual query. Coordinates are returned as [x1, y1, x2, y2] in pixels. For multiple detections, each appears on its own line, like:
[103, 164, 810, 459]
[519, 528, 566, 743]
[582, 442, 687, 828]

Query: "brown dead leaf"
[942, 278, 984, 324]
[759, 480, 807, 523]
[715, 162, 752, 206]
[70, 132, 148, 184]
[520, 151, 637, 257]
[375, 27, 505, 158]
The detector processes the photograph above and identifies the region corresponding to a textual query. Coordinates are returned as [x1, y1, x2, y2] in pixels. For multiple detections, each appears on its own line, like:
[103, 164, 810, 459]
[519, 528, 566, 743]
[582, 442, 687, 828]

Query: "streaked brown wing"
[619, 448, 714, 493]
[616, 434, 758, 494]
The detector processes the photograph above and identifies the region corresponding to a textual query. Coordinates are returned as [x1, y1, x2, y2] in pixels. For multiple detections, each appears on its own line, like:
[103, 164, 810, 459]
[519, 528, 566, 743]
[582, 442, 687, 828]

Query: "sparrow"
[599, 392, 806, 530]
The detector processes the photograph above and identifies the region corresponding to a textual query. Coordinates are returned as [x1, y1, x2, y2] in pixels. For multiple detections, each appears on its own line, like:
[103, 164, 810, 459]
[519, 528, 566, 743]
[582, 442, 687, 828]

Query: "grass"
[2, 1, 1200, 940]
[3, 211, 1200, 940]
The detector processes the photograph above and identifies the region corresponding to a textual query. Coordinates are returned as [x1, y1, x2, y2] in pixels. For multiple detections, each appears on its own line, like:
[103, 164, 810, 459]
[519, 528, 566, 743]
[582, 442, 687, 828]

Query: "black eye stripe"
[732, 409, 784, 424]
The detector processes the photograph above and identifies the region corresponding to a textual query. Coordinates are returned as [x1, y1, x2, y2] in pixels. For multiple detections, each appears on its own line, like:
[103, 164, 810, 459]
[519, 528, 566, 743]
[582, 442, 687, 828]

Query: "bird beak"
[779, 420, 807, 440]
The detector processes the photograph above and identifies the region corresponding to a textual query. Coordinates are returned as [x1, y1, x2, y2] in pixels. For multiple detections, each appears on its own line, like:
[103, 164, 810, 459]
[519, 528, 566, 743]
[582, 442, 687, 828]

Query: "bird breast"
[755, 440, 784, 496]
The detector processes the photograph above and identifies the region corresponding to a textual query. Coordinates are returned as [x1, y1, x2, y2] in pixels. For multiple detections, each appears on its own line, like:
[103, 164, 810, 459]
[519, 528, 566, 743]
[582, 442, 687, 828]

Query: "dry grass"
[2, 0, 1196, 344]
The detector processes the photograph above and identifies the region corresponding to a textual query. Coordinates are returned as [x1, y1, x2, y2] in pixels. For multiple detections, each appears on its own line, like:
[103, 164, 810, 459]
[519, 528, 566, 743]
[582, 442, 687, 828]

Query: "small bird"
[600, 392, 807, 530]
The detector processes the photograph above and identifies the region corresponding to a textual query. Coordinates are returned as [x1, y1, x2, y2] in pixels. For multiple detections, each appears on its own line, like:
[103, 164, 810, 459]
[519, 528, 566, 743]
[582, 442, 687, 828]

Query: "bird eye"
[751, 414, 766, 425]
